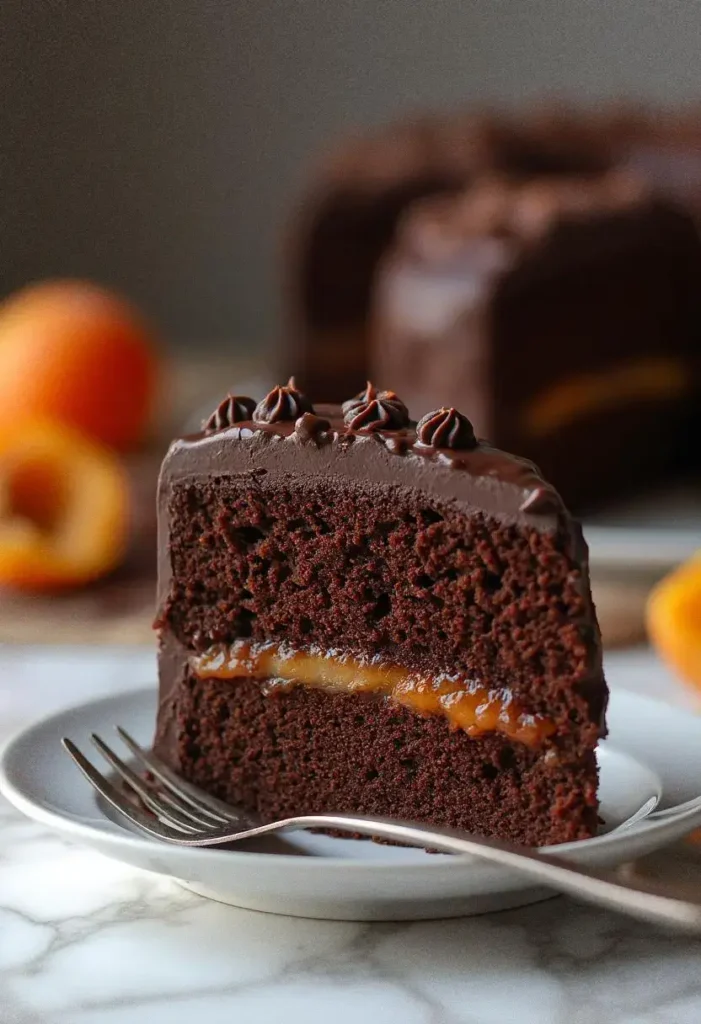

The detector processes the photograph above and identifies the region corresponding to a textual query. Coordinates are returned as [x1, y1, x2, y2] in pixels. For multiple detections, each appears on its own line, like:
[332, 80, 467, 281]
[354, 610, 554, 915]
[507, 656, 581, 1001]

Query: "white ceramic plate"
[2, 688, 700, 921]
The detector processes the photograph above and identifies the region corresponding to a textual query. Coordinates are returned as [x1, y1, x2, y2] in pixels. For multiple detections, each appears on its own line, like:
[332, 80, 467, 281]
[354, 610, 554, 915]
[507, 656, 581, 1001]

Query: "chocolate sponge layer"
[159, 476, 602, 755]
[155, 662, 599, 847]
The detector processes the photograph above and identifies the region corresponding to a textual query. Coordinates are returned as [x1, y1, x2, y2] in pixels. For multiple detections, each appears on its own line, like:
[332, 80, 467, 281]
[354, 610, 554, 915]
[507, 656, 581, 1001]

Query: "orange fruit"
[0, 280, 159, 450]
[0, 418, 128, 590]
[647, 555, 701, 691]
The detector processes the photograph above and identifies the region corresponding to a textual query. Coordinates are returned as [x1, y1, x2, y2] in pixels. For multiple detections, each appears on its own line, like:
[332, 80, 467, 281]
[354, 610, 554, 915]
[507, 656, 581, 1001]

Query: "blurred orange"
[0, 280, 159, 450]
[647, 556, 701, 692]
[0, 418, 128, 591]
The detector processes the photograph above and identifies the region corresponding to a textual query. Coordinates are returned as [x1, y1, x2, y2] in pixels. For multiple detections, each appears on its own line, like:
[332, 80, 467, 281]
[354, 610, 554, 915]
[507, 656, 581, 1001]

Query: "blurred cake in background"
[372, 173, 701, 510]
[616, 108, 701, 221]
[285, 105, 701, 509]
[520, 104, 701, 223]
[285, 110, 611, 403]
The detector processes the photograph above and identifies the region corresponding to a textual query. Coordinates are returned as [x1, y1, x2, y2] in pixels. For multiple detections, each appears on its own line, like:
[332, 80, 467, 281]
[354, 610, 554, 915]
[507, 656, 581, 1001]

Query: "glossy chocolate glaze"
[160, 406, 563, 512]
[156, 403, 589, 627]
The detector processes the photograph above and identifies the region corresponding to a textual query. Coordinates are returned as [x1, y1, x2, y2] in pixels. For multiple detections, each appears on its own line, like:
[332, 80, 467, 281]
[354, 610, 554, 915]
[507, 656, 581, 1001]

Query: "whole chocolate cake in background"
[285, 106, 701, 510]
[519, 104, 701, 221]
[372, 173, 701, 511]
[285, 110, 612, 404]
[154, 379, 607, 847]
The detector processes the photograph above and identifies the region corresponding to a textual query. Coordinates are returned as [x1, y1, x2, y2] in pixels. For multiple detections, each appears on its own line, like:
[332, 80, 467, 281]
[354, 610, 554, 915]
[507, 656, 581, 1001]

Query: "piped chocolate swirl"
[203, 394, 256, 433]
[342, 382, 409, 432]
[416, 407, 477, 450]
[254, 377, 314, 423]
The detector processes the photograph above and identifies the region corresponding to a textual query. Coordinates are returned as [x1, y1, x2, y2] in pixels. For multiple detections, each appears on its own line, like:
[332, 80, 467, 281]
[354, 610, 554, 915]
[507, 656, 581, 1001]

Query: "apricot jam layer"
[189, 642, 555, 747]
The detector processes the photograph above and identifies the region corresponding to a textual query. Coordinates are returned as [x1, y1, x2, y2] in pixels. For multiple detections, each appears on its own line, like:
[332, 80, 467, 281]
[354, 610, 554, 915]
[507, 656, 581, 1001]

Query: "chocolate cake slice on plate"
[154, 379, 607, 847]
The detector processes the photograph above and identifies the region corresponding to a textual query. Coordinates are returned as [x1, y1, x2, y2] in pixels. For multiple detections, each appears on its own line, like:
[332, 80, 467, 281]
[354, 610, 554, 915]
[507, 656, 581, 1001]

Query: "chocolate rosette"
[342, 382, 409, 433]
[253, 377, 314, 423]
[202, 394, 256, 433]
[415, 408, 477, 450]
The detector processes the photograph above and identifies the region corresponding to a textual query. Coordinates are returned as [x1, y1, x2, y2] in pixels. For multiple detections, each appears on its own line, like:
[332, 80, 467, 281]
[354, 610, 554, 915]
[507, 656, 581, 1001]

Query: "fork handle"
[271, 814, 701, 933]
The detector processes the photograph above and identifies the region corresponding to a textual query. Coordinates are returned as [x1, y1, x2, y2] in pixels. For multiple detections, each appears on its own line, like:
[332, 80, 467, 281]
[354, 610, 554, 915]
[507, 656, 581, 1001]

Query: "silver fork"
[62, 729, 701, 933]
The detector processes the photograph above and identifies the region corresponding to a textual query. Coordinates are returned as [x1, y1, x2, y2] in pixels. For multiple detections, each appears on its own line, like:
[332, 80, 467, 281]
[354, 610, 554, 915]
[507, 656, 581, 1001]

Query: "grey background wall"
[2, 1, 700, 350]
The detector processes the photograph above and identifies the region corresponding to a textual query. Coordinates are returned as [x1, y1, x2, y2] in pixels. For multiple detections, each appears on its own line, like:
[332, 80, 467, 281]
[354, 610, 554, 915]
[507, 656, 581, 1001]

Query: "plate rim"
[0, 685, 694, 874]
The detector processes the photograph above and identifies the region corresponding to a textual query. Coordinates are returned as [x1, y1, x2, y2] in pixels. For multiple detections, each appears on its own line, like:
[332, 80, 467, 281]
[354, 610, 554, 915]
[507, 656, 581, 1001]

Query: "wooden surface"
[0, 356, 652, 649]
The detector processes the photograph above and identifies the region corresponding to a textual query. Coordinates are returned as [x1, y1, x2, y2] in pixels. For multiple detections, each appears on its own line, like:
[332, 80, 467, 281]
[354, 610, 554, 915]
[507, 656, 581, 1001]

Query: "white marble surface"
[2, 645, 701, 1024]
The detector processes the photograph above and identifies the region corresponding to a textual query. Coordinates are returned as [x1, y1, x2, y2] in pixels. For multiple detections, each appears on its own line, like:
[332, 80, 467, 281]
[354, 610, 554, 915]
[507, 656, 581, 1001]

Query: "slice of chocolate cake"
[372, 173, 701, 511]
[154, 379, 607, 847]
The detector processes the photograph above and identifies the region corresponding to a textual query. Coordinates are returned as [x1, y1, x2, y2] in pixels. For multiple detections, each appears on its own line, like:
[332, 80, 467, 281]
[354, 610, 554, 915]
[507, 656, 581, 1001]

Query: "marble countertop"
[2, 645, 701, 1024]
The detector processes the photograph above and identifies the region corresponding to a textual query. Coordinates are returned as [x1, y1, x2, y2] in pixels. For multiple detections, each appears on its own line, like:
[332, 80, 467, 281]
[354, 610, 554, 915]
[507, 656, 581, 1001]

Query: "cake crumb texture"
[161, 476, 602, 755]
[155, 670, 599, 846]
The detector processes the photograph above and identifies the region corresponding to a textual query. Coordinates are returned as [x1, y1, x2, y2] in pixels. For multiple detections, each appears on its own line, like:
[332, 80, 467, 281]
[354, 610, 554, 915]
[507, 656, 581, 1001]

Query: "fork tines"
[61, 728, 248, 842]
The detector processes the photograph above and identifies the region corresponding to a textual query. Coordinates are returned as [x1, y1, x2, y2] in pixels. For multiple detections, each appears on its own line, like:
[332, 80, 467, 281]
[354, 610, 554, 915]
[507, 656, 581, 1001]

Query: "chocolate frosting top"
[319, 109, 613, 190]
[398, 171, 649, 264]
[160, 405, 565, 525]
[157, 403, 583, 634]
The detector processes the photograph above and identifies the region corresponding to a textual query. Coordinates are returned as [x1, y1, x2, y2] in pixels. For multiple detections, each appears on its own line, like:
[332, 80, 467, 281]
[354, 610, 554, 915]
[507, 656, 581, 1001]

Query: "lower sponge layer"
[154, 670, 599, 847]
